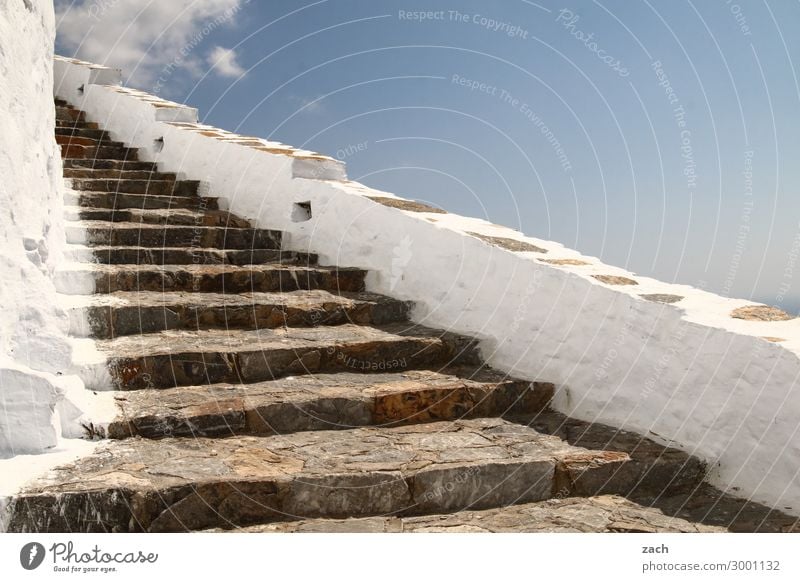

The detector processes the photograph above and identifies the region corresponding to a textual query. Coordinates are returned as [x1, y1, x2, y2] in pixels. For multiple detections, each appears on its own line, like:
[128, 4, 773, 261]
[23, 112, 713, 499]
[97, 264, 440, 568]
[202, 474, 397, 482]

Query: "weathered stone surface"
[540, 258, 590, 266]
[70, 178, 199, 196]
[63, 158, 158, 172]
[105, 367, 553, 438]
[367, 196, 447, 214]
[731, 305, 794, 322]
[224, 495, 724, 533]
[64, 207, 250, 228]
[64, 168, 177, 180]
[468, 232, 547, 253]
[640, 293, 684, 304]
[67, 289, 412, 338]
[66, 221, 281, 249]
[592, 274, 638, 286]
[61, 143, 139, 160]
[64, 191, 219, 211]
[96, 323, 480, 389]
[64, 245, 315, 267]
[6, 418, 634, 532]
[58, 263, 366, 294]
[55, 127, 113, 141]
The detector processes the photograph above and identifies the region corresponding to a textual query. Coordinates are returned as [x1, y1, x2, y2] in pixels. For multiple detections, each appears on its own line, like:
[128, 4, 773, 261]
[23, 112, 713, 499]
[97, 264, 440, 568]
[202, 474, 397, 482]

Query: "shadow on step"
[507, 411, 800, 532]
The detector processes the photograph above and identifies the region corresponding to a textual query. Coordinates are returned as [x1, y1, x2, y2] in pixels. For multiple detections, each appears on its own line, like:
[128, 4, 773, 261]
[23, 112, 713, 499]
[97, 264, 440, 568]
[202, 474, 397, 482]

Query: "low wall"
[54, 56, 800, 514]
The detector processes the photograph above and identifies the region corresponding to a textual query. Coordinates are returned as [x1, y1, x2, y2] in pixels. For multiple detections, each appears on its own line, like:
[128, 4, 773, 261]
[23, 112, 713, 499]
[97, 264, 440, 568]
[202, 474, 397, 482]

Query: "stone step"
[69, 178, 200, 196]
[54, 262, 366, 295]
[63, 244, 316, 267]
[61, 143, 139, 160]
[55, 134, 121, 148]
[55, 106, 85, 122]
[4, 417, 683, 532]
[55, 127, 111, 141]
[64, 168, 177, 180]
[85, 322, 477, 390]
[63, 159, 158, 172]
[64, 207, 250, 228]
[222, 495, 724, 533]
[64, 191, 218, 211]
[105, 367, 551, 438]
[54, 98, 70, 107]
[55, 119, 100, 130]
[65, 289, 411, 338]
[65, 221, 281, 249]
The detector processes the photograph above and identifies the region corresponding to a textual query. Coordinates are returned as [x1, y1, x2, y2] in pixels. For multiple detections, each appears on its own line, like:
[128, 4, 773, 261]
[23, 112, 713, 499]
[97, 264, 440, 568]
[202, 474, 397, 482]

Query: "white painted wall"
[54, 57, 800, 515]
[0, 1, 93, 457]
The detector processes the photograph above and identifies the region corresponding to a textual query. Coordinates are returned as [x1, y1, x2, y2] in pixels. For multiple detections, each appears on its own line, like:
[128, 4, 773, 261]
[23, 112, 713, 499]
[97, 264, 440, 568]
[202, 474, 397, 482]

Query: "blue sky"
[56, 0, 800, 312]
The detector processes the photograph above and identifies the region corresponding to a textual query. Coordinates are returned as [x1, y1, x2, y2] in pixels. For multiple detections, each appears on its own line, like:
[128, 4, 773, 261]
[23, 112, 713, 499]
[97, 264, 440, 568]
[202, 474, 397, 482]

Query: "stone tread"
[219, 495, 724, 533]
[54, 262, 366, 294]
[63, 207, 247, 227]
[6, 418, 653, 532]
[65, 221, 282, 249]
[104, 367, 553, 438]
[63, 159, 158, 171]
[62, 245, 316, 267]
[63, 169, 178, 180]
[63, 289, 412, 338]
[64, 191, 219, 210]
[68, 178, 199, 195]
[85, 322, 480, 389]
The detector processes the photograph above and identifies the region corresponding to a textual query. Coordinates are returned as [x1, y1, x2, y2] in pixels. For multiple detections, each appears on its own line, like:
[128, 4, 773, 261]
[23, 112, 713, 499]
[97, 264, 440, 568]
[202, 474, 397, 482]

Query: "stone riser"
[60, 143, 139, 160]
[69, 179, 200, 196]
[64, 159, 158, 171]
[64, 169, 178, 180]
[64, 191, 219, 210]
[64, 208, 250, 228]
[58, 265, 366, 295]
[104, 333, 479, 390]
[66, 224, 282, 250]
[65, 246, 315, 266]
[107, 374, 553, 439]
[72, 292, 411, 339]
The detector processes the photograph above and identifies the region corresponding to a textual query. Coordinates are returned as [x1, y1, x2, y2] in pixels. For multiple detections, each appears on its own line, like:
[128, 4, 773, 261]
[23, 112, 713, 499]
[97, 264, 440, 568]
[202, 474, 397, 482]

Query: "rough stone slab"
[64, 191, 218, 211]
[91, 322, 480, 389]
[65, 221, 282, 250]
[105, 367, 553, 438]
[61, 144, 139, 160]
[223, 495, 724, 533]
[64, 168, 177, 180]
[512, 412, 706, 498]
[5, 418, 632, 532]
[63, 159, 158, 172]
[64, 207, 249, 227]
[70, 178, 199, 196]
[66, 289, 412, 338]
[63, 245, 315, 267]
[56, 135, 116, 147]
[55, 262, 366, 294]
[55, 127, 112, 141]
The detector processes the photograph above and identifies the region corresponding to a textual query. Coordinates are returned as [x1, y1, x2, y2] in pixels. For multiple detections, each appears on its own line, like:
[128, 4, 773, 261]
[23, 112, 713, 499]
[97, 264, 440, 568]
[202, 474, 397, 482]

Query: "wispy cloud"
[207, 45, 245, 78]
[289, 95, 326, 114]
[55, 0, 247, 87]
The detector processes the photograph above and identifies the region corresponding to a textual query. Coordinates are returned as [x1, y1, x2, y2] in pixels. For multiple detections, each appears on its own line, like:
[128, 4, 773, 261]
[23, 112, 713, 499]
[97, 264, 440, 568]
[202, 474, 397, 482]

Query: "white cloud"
[55, 0, 245, 88]
[207, 45, 245, 78]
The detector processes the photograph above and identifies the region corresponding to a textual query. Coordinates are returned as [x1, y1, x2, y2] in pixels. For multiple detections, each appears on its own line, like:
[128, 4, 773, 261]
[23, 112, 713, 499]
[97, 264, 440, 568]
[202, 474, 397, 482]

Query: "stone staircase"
[4, 100, 798, 533]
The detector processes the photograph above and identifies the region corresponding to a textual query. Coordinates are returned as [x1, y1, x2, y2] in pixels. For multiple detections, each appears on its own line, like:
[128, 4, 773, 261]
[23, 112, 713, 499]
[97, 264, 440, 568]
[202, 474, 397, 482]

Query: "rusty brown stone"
[540, 258, 590, 266]
[731, 305, 794, 321]
[592, 274, 638, 286]
[367, 196, 447, 214]
[467, 232, 547, 253]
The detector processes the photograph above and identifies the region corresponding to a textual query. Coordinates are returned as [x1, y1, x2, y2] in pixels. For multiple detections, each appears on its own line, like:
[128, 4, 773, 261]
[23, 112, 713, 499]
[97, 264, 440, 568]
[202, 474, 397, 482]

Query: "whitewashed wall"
[54, 57, 800, 515]
[0, 1, 90, 458]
